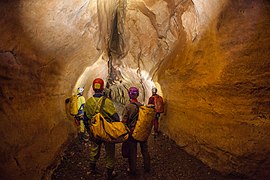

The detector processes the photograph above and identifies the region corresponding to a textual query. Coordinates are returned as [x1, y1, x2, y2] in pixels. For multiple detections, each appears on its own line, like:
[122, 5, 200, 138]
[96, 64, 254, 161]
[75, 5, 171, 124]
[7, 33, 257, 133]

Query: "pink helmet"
[128, 87, 139, 99]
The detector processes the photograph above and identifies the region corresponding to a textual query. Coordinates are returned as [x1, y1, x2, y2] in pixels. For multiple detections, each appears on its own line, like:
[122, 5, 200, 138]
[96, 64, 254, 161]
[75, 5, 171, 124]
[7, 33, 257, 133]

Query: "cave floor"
[51, 131, 245, 180]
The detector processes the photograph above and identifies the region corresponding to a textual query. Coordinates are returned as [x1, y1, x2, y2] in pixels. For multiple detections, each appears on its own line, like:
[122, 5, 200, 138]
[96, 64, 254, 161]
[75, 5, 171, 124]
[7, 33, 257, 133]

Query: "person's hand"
[78, 114, 84, 120]
[74, 119, 80, 126]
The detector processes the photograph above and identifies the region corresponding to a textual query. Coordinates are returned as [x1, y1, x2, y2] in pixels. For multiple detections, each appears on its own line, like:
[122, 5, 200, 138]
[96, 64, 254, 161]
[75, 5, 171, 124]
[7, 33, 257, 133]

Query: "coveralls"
[76, 94, 85, 134]
[84, 93, 120, 172]
[122, 99, 151, 174]
[148, 94, 161, 135]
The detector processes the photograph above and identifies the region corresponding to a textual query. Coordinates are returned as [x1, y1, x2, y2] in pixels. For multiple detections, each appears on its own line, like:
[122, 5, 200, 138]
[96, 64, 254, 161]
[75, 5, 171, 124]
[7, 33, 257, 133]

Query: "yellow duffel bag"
[132, 105, 155, 141]
[90, 113, 129, 143]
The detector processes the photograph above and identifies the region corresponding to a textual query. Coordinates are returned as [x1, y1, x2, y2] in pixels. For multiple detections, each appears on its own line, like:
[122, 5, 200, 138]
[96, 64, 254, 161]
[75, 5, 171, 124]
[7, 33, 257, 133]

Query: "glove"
[74, 118, 80, 126]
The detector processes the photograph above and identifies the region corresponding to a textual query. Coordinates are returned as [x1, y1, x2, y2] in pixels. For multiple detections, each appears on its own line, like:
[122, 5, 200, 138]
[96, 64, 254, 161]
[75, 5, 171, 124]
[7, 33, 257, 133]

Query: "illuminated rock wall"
[159, 0, 270, 178]
[0, 1, 101, 179]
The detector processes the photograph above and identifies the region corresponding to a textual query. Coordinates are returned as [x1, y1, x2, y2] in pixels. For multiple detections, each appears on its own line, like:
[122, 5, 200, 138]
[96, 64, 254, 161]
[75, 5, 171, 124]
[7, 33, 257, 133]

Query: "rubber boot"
[82, 131, 89, 142]
[144, 167, 151, 173]
[90, 163, 96, 174]
[106, 168, 117, 180]
[79, 132, 84, 142]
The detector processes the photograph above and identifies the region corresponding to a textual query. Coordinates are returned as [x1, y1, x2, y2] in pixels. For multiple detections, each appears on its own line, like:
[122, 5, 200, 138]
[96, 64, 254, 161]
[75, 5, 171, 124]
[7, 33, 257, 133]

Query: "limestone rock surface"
[159, 0, 270, 178]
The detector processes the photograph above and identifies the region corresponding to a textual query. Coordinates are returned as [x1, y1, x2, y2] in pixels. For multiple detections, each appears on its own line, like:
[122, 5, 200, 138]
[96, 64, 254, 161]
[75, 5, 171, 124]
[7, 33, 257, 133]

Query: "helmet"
[152, 87, 157, 94]
[128, 87, 139, 99]
[77, 87, 84, 94]
[92, 78, 104, 92]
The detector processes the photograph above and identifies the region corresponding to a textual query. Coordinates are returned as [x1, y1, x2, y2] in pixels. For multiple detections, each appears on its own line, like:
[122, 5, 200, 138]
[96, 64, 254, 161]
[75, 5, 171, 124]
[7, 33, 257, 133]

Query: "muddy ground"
[51, 131, 248, 180]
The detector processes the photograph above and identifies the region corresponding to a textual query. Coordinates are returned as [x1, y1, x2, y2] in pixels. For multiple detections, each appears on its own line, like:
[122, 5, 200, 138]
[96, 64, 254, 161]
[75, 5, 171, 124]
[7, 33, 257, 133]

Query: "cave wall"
[159, 0, 270, 177]
[0, 1, 101, 179]
[0, 0, 179, 179]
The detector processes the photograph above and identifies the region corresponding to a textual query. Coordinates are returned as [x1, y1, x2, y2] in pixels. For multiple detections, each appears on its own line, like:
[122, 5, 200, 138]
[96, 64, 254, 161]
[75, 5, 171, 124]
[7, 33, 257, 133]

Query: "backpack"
[131, 104, 155, 141]
[65, 98, 74, 120]
[70, 95, 78, 116]
[90, 97, 129, 143]
[154, 95, 164, 113]
[90, 113, 129, 143]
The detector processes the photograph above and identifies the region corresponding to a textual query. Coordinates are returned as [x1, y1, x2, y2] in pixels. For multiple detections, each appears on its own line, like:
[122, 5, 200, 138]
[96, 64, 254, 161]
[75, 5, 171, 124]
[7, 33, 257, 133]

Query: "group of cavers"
[66, 78, 164, 180]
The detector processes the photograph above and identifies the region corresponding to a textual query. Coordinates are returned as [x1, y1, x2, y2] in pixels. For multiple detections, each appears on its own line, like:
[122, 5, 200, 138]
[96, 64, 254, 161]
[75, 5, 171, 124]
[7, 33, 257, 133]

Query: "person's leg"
[89, 141, 101, 172]
[104, 142, 116, 179]
[153, 117, 159, 137]
[104, 142, 116, 169]
[128, 139, 137, 175]
[140, 141, 150, 172]
[79, 119, 85, 133]
[79, 117, 89, 142]
[78, 118, 85, 141]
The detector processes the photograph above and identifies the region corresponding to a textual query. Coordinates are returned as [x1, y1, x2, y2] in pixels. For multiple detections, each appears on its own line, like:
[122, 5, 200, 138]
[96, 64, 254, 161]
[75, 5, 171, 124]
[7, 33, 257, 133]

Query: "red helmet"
[92, 78, 104, 92]
[128, 87, 139, 99]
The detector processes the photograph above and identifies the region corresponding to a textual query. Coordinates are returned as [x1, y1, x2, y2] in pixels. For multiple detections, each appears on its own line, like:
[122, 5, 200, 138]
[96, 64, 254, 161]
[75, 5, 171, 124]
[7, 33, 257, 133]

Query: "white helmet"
[152, 87, 157, 94]
[77, 87, 84, 94]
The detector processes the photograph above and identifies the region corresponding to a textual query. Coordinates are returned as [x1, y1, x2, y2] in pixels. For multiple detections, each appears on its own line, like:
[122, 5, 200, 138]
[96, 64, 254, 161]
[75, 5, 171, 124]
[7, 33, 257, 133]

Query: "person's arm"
[77, 96, 86, 116]
[81, 104, 85, 109]
[81, 96, 86, 109]
[121, 106, 129, 125]
[83, 112, 90, 132]
[148, 96, 154, 104]
[148, 97, 151, 104]
[83, 98, 93, 132]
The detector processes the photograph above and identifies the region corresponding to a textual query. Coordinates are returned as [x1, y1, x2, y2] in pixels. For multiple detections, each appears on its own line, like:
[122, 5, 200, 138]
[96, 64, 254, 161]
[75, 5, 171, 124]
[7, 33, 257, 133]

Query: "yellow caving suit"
[84, 93, 120, 171]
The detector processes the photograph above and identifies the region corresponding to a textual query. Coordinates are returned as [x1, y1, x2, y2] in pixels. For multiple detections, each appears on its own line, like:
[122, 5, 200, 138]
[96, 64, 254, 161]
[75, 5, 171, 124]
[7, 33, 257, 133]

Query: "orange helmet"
[92, 78, 104, 92]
